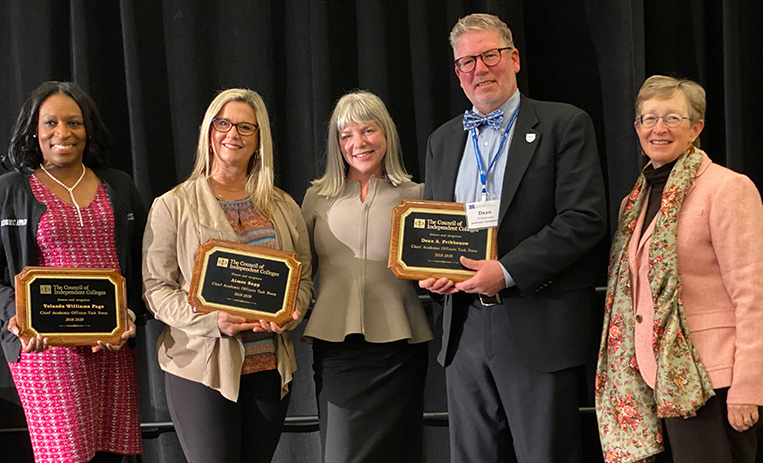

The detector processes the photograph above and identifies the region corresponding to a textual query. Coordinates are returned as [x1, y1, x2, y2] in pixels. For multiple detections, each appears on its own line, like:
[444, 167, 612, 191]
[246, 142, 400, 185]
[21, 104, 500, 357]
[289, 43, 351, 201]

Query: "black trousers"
[445, 302, 584, 463]
[164, 369, 290, 463]
[654, 387, 761, 463]
[313, 335, 429, 463]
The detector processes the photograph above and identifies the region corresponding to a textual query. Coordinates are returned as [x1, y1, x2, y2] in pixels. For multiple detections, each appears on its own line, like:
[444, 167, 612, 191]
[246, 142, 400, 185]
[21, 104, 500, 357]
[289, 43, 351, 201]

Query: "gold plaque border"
[14, 267, 127, 346]
[188, 239, 302, 327]
[388, 200, 498, 283]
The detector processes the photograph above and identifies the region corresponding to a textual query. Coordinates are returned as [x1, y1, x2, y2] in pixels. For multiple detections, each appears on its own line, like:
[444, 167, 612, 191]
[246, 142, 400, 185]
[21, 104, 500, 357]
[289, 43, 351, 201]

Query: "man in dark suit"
[420, 13, 607, 463]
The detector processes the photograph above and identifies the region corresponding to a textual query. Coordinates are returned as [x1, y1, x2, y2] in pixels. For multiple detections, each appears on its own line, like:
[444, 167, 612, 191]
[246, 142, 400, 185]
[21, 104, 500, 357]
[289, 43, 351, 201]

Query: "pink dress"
[7, 175, 142, 463]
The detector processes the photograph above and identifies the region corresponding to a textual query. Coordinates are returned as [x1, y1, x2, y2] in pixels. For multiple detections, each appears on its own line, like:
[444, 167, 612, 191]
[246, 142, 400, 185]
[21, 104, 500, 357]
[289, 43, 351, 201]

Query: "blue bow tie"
[463, 109, 504, 131]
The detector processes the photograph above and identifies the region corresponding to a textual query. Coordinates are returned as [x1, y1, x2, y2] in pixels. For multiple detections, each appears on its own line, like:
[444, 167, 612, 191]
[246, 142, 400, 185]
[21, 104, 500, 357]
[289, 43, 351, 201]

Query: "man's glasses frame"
[454, 47, 512, 73]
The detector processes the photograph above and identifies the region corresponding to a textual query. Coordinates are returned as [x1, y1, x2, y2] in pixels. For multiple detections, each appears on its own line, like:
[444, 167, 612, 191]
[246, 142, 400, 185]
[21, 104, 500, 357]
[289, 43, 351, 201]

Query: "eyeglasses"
[454, 47, 512, 73]
[211, 118, 259, 136]
[636, 113, 690, 128]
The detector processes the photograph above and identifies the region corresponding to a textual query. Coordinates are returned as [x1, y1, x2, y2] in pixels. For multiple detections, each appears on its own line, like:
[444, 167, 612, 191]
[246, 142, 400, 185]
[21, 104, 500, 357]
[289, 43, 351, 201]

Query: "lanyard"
[470, 104, 520, 201]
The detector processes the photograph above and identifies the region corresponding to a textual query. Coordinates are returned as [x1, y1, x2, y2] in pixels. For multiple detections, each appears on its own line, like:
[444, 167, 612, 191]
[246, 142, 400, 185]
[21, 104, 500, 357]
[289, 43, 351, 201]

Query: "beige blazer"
[301, 178, 432, 343]
[142, 177, 313, 401]
[627, 153, 763, 405]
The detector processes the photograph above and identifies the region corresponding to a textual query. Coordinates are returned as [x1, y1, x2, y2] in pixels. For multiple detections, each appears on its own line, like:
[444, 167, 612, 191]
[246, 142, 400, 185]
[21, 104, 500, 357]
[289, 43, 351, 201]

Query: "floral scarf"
[595, 148, 715, 463]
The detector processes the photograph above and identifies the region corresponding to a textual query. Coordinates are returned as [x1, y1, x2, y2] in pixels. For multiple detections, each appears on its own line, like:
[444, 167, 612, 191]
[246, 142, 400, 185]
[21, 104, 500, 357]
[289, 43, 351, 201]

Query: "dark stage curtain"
[1, 1, 761, 462]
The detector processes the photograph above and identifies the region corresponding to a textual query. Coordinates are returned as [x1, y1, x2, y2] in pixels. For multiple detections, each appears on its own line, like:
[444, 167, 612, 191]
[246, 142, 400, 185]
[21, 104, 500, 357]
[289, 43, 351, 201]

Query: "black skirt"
[313, 334, 429, 463]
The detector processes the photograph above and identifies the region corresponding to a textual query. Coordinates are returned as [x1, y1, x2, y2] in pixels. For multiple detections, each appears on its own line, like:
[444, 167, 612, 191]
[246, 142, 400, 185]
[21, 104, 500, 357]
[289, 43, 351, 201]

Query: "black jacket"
[0, 168, 147, 362]
[425, 95, 607, 371]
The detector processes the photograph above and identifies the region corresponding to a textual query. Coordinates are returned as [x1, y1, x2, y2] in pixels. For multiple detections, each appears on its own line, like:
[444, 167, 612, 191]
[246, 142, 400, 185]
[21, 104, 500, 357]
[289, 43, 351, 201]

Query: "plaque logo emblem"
[413, 218, 426, 229]
[216, 257, 229, 268]
[40, 285, 52, 295]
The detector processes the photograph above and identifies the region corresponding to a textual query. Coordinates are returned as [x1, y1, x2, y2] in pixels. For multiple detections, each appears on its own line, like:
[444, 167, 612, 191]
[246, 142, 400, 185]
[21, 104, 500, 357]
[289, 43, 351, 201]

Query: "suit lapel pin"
[526, 133, 536, 143]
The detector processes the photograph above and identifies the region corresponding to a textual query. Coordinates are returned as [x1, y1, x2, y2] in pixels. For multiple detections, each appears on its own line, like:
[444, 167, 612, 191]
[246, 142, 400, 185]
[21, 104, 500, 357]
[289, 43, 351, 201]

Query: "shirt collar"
[470, 91, 521, 131]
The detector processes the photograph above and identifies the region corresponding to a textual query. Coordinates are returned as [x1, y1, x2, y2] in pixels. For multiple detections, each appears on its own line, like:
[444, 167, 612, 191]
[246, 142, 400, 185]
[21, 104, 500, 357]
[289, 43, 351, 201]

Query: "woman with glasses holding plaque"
[596, 75, 763, 463]
[0, 81, 144, 462]
[142, 88, 313, 463]
[301, 90, 432, 462]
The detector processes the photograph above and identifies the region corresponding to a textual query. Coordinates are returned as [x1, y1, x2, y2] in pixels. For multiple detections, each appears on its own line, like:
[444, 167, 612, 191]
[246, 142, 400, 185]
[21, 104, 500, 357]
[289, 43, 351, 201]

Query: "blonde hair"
[449, 13, 514, 59]
[186, 88, 275, 215]
[636, 75, 706, 148]
[311, 90, 412, 197]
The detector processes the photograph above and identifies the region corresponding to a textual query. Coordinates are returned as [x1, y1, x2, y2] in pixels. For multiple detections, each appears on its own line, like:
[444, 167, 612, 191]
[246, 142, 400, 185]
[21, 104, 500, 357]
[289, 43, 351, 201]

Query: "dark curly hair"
[7, 81, 111, 173]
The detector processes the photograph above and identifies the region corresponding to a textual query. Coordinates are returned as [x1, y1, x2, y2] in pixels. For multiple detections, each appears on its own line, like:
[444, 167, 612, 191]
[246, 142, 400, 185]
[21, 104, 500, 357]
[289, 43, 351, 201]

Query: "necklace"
[39, 164, 87, 226]
[209, 178, 248, 200]
[209, 177, 246, 191]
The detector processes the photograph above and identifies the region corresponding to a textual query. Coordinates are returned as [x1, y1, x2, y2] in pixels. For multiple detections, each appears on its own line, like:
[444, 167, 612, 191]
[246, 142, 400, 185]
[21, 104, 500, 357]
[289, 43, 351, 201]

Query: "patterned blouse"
[218, 197, 277, 375]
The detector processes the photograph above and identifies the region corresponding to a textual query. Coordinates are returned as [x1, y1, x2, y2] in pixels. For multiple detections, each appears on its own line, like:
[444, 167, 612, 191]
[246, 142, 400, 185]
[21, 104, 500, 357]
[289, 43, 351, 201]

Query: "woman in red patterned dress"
[0, 81, 145, 463]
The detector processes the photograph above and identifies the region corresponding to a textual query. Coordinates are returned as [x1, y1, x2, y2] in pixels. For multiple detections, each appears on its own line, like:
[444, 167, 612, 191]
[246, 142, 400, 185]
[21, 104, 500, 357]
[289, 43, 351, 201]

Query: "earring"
[32, 134, 37, 138]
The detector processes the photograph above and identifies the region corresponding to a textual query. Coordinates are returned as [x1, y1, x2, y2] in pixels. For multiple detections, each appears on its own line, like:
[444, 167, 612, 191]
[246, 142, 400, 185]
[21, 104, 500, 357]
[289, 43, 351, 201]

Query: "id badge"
[465, 200, 499, 229]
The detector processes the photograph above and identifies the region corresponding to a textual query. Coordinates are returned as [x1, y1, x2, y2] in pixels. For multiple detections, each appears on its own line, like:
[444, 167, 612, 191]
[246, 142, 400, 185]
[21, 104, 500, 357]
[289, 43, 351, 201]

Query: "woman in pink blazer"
[596, 75, 763, 463]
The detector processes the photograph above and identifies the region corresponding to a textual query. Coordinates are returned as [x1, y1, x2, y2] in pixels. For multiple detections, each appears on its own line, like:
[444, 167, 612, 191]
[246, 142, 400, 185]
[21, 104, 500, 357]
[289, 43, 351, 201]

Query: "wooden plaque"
[188, 239, 301, 327]
[15, 267, 128, 346]
[388, 200, 498, 282]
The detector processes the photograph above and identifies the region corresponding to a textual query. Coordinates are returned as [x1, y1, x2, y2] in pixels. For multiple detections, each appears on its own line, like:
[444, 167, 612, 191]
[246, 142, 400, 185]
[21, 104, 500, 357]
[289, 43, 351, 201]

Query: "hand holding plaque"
[388, 200, 498, 282]
[14, 267, 129, 347]
[188, 239, 302, 328]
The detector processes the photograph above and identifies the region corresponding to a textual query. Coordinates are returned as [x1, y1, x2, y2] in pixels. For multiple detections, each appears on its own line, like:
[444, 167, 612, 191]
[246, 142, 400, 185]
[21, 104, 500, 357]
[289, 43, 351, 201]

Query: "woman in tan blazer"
[301, 90, 432, 462]
[142, 88, 312, 463]
[596, 76, 763, 463]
